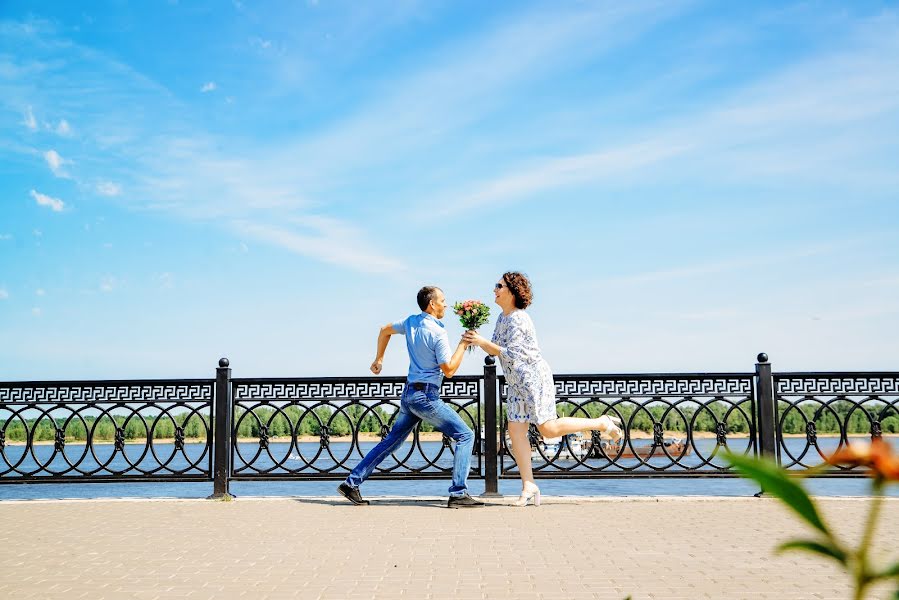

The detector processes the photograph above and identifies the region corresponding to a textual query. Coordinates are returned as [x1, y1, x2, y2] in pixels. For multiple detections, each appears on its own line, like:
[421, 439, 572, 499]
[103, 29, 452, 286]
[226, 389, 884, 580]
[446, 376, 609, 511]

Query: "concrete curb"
[1, 494, 894, 505]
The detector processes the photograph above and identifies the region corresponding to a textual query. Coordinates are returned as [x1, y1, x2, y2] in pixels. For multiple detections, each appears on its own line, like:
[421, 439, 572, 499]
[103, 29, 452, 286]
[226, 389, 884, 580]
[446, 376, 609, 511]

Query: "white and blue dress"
[492, 310, 558, 425]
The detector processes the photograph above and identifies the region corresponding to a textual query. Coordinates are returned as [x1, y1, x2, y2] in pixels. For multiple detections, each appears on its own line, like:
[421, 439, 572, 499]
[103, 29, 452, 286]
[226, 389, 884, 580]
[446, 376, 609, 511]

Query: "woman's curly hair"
[502, 272, 533, 309]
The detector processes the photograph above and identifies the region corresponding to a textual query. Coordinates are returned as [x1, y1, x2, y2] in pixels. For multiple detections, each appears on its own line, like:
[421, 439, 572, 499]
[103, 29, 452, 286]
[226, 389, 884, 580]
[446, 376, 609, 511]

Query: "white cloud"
[590, 240, 860, 289]
[33, 229, 42, 237]
[232, 216, 406, 274]
[157, 272, 174, 289]
[44, 149, 62, 170]
[35, 288, 45, 296]
[99, 275, 116, 292]
[239, 242, 249, 253]
[250, 37, 273, 50]
[43, 149, 70, 178]
[23, 106, 37, 130]
[0, 289, 8, 300]
[31, 307, 41, 316]
[201, 81, 217, 93]
[0, 233, 11, 240]
[55, 119, 72, 136]
[429, 15, 899, 218]
[30, 189, 65, 212]
[433, 140, 692, 218]
[284, 3, 684, 181]
[96, 181, 122, 196]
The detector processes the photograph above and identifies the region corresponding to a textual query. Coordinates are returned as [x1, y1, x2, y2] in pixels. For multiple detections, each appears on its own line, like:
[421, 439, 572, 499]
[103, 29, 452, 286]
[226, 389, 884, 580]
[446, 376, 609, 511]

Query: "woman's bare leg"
[537, 415, 621, 439]
[507, 421, 537, 492]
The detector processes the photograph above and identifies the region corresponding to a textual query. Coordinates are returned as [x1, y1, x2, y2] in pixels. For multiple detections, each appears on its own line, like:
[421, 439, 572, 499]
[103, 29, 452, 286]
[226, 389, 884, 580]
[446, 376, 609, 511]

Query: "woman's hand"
[462, 330, 486, 347]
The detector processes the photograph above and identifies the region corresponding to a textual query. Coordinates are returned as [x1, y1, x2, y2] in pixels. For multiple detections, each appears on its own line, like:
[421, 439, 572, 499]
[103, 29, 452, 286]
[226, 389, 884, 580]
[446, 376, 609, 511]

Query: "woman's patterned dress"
[492, 310, 557, 424]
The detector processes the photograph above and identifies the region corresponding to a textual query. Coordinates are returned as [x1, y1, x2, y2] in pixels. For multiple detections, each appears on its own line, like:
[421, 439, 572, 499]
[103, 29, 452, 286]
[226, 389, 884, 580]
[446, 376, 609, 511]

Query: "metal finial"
[484, 355, 496, 366]
[219, 358, 230, 368]
[757, 353, 768, 364]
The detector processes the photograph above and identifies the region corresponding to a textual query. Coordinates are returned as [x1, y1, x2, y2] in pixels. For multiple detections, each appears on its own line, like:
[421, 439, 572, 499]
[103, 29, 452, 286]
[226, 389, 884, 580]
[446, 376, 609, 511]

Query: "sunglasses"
[494, 283, 506, 290]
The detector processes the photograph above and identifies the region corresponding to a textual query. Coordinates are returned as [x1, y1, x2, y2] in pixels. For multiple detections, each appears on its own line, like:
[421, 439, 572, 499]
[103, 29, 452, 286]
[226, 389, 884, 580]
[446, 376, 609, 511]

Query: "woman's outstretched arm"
[463, 330, 503, 356]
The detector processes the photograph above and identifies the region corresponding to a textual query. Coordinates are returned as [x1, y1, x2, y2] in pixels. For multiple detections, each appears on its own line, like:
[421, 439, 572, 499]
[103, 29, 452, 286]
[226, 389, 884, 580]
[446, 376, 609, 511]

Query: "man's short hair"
[417, 286, 441, 311]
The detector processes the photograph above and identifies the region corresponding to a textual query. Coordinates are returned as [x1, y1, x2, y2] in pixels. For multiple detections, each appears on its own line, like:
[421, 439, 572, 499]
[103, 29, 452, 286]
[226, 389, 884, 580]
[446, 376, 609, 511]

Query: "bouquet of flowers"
[454, 300, 491, 352]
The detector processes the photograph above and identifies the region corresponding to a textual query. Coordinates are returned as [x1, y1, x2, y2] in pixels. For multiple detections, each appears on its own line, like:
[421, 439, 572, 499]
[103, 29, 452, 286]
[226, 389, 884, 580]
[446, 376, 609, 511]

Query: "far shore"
[8, 431, 897, 446]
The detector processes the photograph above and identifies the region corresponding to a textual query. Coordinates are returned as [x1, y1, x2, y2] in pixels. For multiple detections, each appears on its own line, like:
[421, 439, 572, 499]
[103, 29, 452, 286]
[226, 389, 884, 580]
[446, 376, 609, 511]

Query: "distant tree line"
[0, 412, 210, 443]
[0, 404, 449, 443]
[1, 400, 896, 443]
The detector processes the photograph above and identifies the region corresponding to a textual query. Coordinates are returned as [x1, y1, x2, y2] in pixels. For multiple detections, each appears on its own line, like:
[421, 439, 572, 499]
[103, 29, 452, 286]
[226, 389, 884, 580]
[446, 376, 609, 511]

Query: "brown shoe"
[337, 483, 369, 506]
[447, 493, 485, 508]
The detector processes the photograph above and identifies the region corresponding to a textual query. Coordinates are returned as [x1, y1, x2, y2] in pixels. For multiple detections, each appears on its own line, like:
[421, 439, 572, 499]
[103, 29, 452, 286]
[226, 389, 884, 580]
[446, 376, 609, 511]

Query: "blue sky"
[1, 1, 897, 380]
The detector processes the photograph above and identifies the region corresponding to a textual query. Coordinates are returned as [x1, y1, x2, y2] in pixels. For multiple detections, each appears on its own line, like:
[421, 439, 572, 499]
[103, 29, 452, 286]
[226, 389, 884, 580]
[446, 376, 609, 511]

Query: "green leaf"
[876, 561, 899, 579]
[777, 539, 847, 565]
[725, 451, 830, 536]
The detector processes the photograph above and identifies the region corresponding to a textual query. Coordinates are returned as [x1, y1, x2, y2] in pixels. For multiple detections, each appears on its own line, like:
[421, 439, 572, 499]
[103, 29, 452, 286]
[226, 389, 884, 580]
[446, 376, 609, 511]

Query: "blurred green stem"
[854, 479, 885, 600]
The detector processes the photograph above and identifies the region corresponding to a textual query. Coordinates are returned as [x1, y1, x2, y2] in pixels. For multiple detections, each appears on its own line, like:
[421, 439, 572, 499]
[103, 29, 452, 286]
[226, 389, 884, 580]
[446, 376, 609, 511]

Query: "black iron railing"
[228, 374, 482, 482]
[500, 372, 757, 478]
[0, 379, 214, 483]
[772, 372, 899, 475]
[1, 354, 896, 497]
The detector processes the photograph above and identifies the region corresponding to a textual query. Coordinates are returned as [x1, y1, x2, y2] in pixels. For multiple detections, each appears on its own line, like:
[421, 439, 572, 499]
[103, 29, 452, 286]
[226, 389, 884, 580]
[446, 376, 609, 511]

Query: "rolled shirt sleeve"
[391, 320, 405, 334]
[433, 329, 452, 365]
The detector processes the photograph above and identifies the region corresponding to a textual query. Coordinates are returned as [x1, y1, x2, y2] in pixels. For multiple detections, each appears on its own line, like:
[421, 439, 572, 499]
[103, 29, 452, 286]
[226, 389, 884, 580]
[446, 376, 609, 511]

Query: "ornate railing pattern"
[2, 358, 897, 492]
[499, 374, 757, 478]
[0, 380, 214, 482]
[229, 376, 482, 480]
[774, 373, 899, 474]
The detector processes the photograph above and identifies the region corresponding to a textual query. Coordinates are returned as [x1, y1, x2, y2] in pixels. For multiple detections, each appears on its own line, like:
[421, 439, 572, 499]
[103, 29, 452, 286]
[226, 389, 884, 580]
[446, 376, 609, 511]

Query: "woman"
[463, 272, 623, 507]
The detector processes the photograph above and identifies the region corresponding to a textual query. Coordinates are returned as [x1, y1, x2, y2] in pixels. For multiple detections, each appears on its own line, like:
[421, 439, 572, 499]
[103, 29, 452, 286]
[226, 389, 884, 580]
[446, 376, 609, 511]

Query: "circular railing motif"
[499, 375, 757, 477]
[0, 381, 213, 481]
[230, 377, 482, 479]
[774, 374, 899, 474]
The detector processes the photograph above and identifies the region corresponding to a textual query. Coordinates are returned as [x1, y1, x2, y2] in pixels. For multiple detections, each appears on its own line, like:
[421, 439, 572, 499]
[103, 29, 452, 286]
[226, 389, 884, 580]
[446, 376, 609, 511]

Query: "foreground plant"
[726, 438, 899, 600]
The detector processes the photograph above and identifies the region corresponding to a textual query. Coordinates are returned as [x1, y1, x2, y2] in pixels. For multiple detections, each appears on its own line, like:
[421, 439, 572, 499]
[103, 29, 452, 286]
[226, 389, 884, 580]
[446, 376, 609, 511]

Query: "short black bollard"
[755, 353, 778, 462]
[208, 358, 234, 500]
[754, 352, 778, 498]
[482, 355, 501, 497]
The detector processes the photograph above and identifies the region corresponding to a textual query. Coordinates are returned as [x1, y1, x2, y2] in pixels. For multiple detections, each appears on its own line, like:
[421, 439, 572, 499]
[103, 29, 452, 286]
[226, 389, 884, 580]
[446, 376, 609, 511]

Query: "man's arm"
[371, 323, 401, 375]
[439, 338, 469, 378]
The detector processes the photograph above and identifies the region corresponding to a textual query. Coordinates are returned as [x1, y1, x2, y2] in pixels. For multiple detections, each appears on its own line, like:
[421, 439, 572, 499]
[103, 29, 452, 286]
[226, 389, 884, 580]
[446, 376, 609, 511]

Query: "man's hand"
[463, 330, 486, 348]
[370, 360, 383, 375]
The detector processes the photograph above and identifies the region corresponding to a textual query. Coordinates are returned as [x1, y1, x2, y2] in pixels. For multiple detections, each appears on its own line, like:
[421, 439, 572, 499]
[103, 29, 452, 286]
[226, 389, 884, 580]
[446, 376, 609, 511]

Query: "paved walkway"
[1, 495, 897, 599]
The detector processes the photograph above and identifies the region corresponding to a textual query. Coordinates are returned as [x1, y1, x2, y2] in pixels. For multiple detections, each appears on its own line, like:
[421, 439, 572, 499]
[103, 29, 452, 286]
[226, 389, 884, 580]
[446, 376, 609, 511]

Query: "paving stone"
[0, 496, 897, 599]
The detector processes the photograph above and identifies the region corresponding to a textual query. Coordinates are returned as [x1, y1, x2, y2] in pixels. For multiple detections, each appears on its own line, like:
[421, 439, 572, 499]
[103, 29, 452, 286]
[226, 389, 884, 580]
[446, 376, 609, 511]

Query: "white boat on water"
[507, 432, 690, 461]
[500, 432, 592, 461]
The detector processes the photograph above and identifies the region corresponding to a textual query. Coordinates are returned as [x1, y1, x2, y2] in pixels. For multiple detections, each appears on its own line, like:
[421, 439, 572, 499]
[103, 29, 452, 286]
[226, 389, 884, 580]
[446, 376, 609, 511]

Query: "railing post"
[208, 357, 233, 500]
[755, 353, 778, 464]
[482, 356, 501, 497]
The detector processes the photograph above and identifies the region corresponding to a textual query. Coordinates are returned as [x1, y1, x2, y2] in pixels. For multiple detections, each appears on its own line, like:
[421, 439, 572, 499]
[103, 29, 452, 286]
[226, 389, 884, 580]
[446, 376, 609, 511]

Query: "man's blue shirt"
[392, 312, 452, 386]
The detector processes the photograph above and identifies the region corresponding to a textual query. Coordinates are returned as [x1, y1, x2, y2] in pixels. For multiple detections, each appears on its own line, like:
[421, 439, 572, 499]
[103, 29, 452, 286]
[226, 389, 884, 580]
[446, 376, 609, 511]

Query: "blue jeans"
[345, 383, 475, 497]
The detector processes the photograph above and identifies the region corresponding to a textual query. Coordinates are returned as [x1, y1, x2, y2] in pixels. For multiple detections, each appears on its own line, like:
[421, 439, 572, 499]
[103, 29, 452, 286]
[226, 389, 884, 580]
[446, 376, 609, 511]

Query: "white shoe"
[513, 484, 541, 507]
[598, 415, 624, 443]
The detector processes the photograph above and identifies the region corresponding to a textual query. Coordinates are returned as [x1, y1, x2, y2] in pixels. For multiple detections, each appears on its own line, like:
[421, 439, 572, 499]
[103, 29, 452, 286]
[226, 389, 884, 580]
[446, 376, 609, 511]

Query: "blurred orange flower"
[827, 438, 899, 481]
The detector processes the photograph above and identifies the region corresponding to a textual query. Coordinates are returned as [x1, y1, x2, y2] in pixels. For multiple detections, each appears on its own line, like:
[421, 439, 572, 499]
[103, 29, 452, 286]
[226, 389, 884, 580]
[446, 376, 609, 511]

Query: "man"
[337, 286, 484, 508]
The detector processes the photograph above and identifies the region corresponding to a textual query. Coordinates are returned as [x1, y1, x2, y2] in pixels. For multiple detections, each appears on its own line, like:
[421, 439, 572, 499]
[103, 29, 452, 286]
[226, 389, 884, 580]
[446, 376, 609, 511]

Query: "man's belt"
[408, 381, 437, 391]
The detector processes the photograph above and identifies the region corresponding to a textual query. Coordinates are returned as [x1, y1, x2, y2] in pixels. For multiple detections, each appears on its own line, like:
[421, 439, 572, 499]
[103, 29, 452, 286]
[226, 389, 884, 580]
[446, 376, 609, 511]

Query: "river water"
[2, 436, 897, 500]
